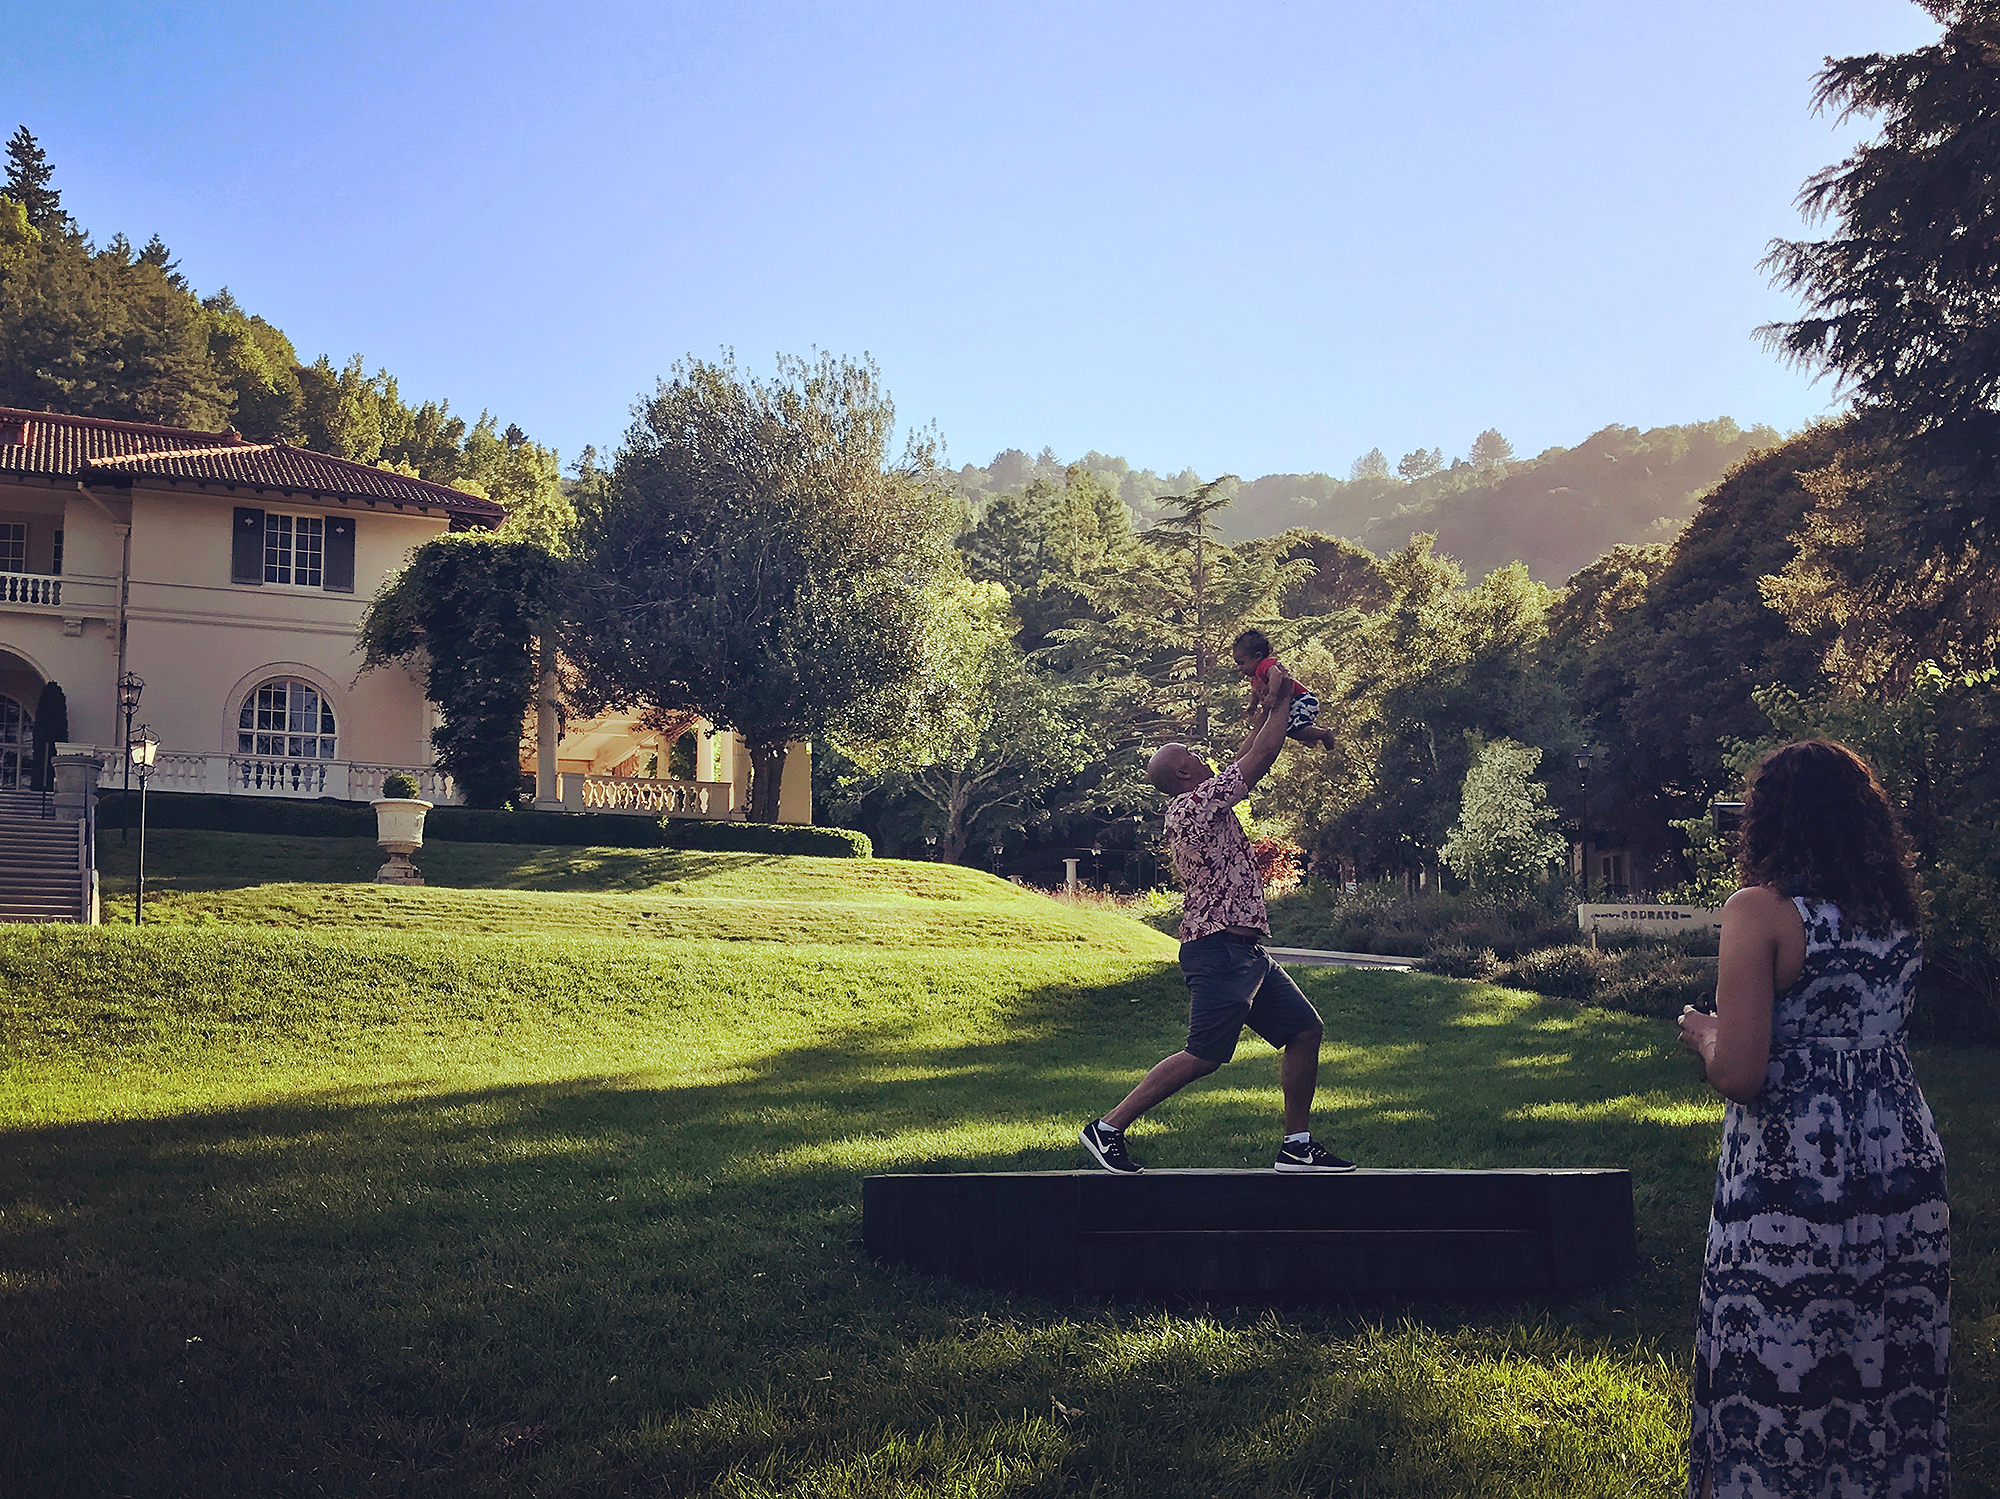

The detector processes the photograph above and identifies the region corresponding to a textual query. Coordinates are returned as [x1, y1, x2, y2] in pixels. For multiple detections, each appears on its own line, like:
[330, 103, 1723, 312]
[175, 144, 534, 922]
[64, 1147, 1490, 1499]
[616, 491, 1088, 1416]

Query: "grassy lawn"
[2, 833, 1993, 1496]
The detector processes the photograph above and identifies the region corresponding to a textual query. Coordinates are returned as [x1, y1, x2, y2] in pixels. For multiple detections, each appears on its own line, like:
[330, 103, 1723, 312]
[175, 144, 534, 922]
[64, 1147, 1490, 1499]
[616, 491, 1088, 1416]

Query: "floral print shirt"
[1165, 763, 1267, 943]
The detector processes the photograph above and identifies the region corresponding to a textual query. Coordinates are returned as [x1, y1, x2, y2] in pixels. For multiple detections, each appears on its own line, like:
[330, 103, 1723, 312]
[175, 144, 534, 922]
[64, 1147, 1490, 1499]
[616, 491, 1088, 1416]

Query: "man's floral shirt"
[1165, 763, 1267, 943]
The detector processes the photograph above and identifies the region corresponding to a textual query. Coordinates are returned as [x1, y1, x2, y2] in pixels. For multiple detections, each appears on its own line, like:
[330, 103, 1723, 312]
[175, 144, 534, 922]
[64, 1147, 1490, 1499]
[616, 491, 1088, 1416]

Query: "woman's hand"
[1678, 1006, 1718, 1070]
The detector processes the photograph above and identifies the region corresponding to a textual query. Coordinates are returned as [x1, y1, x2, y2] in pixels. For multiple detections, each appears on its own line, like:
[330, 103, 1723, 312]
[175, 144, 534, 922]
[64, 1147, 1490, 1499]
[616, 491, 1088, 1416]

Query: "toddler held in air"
[1231, 629, 1337, 750]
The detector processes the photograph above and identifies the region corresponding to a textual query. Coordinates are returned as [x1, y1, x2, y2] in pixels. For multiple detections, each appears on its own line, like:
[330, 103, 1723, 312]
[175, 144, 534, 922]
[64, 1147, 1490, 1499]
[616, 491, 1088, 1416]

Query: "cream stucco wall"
[122, 489, 444, 762]
[5, 475, 819, 824]
[0, 477, 445, 767]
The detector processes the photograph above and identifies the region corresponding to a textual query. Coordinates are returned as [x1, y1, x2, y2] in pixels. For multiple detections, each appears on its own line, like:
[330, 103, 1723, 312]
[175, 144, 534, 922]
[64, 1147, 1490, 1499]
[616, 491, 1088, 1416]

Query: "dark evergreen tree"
[359, 535, 563, 809]
[29, 680, 67, 792]
[1756, 3, 2000, 679]
[3, 126, 61, 230]
[1761, 1, 2000, 456]
[137, 234, 187, 291]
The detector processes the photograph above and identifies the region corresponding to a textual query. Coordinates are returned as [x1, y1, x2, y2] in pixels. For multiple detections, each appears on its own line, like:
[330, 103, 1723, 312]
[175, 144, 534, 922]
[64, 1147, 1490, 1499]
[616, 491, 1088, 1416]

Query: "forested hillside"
[946, 417, 1777, 584]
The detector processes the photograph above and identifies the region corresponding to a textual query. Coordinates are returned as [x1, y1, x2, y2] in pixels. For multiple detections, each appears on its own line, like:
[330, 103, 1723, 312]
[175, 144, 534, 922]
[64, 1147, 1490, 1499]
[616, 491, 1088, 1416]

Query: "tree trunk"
[1192, 526, 1209, 743]
[748, 741, 788, 822]
[941, 773, 972, 863]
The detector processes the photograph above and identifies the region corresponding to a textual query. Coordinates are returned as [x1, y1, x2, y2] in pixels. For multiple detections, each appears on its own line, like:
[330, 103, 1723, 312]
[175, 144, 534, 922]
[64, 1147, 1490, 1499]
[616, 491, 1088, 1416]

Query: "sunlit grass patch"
[0, 847, 1991, 1497]
[1506, 1096, 1719, 1127]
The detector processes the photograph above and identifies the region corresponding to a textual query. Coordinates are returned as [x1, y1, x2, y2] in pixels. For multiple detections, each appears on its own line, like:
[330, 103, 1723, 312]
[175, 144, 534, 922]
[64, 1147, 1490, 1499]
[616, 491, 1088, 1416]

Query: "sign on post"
[1577, 904, 1722, 936]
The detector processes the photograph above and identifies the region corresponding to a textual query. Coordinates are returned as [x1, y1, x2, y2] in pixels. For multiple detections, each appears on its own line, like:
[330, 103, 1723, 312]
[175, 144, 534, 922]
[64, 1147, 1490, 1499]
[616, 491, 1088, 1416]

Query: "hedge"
[94, 791, 871, 857]
[662, 820, 871, 858]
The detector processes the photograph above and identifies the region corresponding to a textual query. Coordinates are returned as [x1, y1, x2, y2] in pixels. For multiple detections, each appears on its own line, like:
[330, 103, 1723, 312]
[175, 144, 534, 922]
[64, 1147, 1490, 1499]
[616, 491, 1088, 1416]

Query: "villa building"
[0, 407, 807, 823]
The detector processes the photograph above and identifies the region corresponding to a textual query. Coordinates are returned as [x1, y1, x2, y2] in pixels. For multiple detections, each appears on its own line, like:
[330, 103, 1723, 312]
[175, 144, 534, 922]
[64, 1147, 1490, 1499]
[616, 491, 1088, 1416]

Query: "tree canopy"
[566, 353, 958, 820]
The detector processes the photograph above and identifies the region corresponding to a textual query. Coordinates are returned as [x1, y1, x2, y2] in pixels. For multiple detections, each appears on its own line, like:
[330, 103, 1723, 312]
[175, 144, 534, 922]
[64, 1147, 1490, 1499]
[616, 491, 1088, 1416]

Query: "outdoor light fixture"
[117, 671, 145, 840]
[1574, 745, 1594, 772]
[131, 727, 158, 926]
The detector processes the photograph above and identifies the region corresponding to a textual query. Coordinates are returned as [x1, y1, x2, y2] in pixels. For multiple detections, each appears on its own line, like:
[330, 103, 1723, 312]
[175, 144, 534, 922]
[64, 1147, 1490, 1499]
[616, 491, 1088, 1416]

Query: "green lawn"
[2, 834, 1993, 1496]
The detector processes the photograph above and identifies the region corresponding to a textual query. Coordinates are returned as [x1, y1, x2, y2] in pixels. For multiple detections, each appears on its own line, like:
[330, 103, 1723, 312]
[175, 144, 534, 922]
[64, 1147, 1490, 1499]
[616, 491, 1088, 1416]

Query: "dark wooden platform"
[864, 1169, 1635, 1298]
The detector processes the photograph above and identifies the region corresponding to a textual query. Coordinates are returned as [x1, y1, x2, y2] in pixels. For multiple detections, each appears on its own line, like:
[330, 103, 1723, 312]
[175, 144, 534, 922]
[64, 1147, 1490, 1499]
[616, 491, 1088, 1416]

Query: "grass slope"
[2, 834, 1992, 1496]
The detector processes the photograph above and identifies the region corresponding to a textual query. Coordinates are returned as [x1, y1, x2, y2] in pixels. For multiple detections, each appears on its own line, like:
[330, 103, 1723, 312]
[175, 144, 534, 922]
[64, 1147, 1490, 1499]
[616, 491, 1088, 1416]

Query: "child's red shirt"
[1250, 656, 1309, 701]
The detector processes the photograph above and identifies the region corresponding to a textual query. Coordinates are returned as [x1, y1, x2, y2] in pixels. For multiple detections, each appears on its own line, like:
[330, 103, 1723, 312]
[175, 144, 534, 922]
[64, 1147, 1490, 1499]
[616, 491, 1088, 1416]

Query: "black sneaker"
[1274, 1138, 1355, 1173]
[1080, 1119, 1143, 1174]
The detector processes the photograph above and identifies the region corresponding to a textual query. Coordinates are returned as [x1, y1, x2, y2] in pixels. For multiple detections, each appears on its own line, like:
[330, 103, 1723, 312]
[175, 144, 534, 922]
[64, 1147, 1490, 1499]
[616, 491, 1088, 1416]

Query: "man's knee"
[1288, 1023, 1324, 1050]
[1179, 1050, 1223, 1077]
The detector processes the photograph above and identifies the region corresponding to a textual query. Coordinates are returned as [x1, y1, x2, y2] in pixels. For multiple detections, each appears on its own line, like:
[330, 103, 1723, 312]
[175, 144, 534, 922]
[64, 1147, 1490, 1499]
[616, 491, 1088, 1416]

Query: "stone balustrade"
[1, 570, 61, 607]
[560, 772, 737, 818]
[81, 748, 460, 805]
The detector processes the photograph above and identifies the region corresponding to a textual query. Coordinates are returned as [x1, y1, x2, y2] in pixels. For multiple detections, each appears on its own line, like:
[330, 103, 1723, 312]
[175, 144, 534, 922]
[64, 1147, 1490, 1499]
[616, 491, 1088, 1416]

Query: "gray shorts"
[1179, 932, 1323, 1064]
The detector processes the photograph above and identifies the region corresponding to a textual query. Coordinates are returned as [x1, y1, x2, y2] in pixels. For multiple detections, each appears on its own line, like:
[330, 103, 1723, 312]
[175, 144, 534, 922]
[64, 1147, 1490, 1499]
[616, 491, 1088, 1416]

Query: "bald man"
[1080, 662, 1354, 1174]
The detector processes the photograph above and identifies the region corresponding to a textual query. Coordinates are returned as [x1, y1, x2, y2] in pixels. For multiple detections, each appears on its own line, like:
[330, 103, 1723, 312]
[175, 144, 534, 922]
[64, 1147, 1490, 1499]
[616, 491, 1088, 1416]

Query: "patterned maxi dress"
[1689, 898, 1950, 1498]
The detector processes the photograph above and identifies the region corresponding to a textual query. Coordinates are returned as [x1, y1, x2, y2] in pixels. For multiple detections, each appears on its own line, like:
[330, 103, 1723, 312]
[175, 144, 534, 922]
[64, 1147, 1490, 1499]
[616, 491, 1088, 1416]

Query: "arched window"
[237, 679, 337, 759]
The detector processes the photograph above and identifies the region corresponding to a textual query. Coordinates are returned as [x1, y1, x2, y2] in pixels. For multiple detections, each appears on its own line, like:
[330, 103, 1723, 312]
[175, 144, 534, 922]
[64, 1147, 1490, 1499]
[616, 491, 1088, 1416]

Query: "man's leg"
[1279, 1023, 1323, 1136]
[1103, 1050, 1220, 1132]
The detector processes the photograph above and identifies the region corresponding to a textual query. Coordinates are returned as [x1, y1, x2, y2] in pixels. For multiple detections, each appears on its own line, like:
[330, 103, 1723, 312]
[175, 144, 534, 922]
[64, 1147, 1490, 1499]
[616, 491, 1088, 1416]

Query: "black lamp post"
[1574, 745, 1594, 894]
[130, 727, 157, 925]
[117, 671, 144, 843]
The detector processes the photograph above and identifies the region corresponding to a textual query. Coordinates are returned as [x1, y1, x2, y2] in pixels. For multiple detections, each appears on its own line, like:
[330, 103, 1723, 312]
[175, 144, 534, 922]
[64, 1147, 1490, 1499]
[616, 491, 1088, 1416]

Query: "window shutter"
[324, 514, 356, 593]
[232, 508, 265, 584]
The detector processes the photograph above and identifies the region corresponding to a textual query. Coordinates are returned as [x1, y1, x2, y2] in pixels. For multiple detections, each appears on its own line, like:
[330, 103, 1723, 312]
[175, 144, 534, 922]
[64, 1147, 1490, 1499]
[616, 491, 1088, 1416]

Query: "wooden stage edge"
[864, 1168, 1635, 1299]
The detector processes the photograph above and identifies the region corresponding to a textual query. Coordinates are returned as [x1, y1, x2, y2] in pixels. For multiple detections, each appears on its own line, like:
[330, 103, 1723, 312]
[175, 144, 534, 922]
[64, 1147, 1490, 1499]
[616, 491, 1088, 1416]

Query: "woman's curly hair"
[1737, 739, 1920, 935]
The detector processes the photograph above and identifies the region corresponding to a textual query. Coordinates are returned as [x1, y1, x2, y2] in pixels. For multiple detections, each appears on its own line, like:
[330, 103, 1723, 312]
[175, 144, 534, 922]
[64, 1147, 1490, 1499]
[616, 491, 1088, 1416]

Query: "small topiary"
[381, 772, 421, 800]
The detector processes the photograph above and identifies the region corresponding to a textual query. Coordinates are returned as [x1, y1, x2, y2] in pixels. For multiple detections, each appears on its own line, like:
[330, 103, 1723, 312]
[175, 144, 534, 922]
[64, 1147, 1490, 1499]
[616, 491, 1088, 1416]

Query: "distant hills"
[947, 417, 1780, 584]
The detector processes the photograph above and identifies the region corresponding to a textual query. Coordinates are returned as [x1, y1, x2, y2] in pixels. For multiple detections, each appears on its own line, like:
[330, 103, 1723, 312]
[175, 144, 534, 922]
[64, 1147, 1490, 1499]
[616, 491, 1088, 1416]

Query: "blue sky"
[6, 1, 1940, 478]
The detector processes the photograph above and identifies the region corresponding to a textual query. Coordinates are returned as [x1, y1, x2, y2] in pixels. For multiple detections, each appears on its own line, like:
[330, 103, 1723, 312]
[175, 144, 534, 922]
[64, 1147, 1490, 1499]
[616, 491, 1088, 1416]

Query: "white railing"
[1, 570, 60, 607]
[233, 756, 336, 796]
[566, 773, 736, 818]
[348, 763, 459, 804]
[87, 749, 461, 805]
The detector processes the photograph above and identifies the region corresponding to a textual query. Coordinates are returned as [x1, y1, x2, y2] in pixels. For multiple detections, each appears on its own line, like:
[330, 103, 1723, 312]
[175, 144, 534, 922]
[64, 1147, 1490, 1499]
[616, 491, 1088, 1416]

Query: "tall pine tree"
[4, 127, 62, 230]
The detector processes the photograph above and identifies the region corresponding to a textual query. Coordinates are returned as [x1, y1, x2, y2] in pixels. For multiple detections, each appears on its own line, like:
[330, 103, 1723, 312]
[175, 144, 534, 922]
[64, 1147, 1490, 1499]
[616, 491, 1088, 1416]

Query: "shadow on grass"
[0, 963, 1770, 1496]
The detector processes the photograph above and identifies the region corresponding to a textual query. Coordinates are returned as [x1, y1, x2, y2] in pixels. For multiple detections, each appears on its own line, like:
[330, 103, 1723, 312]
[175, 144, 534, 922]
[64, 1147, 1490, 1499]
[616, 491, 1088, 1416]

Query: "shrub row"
[1268, 880, 1594, 961]
[1421, 939, 1718, 1017]
[1421, 936, 1988, 1043]
[94, 791, 871, 858]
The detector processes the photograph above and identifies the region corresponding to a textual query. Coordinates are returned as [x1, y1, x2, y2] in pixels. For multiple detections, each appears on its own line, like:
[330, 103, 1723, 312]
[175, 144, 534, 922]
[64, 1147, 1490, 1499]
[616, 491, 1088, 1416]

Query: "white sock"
[1098, 1118, 1122, 1134]
[1285, 1131, 1311, 1145]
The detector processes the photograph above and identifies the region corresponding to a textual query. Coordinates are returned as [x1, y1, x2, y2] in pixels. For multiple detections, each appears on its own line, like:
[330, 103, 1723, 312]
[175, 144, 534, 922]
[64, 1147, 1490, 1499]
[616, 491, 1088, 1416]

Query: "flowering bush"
[1251, 838, 1303, 892]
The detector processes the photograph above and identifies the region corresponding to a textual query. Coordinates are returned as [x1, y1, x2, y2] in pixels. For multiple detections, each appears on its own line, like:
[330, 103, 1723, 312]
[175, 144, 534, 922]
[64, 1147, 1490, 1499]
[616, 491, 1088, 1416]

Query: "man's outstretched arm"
[1234, 665, 1294, 790]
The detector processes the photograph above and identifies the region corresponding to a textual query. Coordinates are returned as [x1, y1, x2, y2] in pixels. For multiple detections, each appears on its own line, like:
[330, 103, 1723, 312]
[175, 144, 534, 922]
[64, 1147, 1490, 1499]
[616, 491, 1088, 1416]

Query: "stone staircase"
[0, 789, 88, 923]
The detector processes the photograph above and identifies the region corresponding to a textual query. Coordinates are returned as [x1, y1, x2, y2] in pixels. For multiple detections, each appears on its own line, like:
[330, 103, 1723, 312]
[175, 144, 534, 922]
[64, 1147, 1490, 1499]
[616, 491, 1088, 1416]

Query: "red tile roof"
[0, 406, 505, 525]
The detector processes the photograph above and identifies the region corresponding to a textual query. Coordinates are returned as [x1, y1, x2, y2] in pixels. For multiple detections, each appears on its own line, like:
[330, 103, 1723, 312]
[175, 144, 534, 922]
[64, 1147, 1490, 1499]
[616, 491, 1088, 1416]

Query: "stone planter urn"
[371, 775, 433, 885]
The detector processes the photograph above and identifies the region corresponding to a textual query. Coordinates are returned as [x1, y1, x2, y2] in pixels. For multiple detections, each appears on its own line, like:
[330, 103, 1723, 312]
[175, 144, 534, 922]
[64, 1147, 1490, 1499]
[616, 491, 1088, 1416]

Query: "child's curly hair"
[1232, 628, 1273, 658]
[1737, 739, 1920, 935]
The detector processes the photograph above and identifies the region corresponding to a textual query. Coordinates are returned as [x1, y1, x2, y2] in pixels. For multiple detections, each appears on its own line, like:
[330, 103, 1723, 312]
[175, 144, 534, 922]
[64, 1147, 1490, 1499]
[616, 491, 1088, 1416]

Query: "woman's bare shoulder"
[1723, 884, 1802, 931]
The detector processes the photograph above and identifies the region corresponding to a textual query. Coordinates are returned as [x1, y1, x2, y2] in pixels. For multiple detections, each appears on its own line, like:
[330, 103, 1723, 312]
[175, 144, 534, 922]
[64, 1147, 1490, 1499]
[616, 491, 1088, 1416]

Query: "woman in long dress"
[1678, 740, 1949, 1499]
